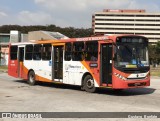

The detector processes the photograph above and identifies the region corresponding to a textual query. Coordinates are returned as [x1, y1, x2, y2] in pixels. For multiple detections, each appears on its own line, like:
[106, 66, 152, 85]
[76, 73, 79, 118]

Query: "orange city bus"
[8, 34, 150, 92]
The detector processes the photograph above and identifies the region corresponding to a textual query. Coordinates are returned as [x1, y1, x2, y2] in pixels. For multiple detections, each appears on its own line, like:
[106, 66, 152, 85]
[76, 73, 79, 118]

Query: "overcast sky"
[0, 0, 160, 28]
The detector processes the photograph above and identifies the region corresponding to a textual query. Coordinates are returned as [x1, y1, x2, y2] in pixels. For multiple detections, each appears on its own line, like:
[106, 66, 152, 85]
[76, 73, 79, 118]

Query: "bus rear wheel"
[84, 75, 96, 93]
[28, 71, 36, 86]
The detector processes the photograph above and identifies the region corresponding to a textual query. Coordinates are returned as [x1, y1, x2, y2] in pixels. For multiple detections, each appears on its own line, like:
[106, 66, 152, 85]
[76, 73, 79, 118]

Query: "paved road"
[0, 72, 160, 121]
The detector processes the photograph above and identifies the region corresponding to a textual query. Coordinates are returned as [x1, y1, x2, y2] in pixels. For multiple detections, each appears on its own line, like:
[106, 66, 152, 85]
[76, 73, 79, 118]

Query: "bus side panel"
[36, 60, 52, 82]
[23, 60, 37, 80]
[63, 61, 83, 85]
[21, 61, 29, 80]
[63, 61, 99, 87]
[23, 60, 52, 82]
[8, 60, 19, 78]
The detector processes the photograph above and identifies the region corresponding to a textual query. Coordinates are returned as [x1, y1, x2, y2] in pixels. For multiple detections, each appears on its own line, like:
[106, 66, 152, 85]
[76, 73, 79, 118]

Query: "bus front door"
[100, 44, 112, 85]
[18, 47, 24, 78]
[52, 46, 63, 81]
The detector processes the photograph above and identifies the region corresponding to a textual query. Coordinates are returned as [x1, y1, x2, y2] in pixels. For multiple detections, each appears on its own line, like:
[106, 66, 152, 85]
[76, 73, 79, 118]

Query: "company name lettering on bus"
[89, 63, 98, 68]
[10, 61, 16, 66]
[10, 64, 16, 66]
[65, 64, 81, 70]
[70, 65, 81, 68]
[11, 60, 15, 63]
[76, 36, 108, 41]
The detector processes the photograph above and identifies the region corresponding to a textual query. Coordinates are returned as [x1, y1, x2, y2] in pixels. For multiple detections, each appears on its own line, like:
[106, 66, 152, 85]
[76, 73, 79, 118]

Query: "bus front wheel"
[84, 75, 96, 93]
[28, 71, 36, 86]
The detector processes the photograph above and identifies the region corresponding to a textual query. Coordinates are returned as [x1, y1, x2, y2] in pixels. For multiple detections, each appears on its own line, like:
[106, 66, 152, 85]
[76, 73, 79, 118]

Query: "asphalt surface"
[0, 72, 160, 121]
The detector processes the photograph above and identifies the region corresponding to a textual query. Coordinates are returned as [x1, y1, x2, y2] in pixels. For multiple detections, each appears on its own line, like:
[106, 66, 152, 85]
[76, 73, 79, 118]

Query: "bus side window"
[72, 42, 84, 61]
[25, 45, 33, 60]
[85, 41, 98, 61]
[10, 46, 18, 60]
[42, 44, 51, 60]
[65, 43, 72, 61]
[33, 44, 42, 60]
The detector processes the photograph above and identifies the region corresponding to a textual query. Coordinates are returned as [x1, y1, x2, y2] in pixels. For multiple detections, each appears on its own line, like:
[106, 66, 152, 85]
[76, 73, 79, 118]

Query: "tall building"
[92, 9, 160, 43]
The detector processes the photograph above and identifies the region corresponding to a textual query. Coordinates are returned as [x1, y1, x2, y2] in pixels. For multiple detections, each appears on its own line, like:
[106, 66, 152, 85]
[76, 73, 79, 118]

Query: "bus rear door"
[18, 47, 24, 78]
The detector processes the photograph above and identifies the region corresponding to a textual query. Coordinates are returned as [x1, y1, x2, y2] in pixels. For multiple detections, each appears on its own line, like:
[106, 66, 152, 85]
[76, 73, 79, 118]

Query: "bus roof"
[36, 35, 110, 44]
[10, 34, 147, 45]
[10, 42, 33, 45]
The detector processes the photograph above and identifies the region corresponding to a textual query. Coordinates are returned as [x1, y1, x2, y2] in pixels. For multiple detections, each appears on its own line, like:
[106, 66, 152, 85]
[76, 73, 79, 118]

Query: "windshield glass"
[114, 37, 149, 68]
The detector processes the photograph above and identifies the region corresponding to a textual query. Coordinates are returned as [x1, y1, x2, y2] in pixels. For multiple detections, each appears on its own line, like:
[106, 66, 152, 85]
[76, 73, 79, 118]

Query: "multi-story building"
[92, 9, 160, 43]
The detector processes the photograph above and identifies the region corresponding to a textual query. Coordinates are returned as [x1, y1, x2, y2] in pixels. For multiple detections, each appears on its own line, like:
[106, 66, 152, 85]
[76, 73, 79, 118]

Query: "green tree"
[0, 25, 93, 38]
[149, 42, 160, 65]
[148, 44, 156, 64]
[155, 41, 160, 64]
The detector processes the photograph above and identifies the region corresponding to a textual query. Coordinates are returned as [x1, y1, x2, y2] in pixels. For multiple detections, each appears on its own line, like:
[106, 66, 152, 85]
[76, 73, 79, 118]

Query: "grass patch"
[0, 65, 8, 70]
[151, 71, 160, 76]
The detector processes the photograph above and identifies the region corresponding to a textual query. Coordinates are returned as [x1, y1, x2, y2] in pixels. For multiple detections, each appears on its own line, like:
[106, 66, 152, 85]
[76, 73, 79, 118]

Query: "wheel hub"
[30, 75, 34, 82]
[86, 79, 94, 89]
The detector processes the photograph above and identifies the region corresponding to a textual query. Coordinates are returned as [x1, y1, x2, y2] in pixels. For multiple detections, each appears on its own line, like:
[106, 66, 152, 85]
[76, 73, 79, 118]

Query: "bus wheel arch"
[28, 69, 36, 86]
[82, 73, 96, 93]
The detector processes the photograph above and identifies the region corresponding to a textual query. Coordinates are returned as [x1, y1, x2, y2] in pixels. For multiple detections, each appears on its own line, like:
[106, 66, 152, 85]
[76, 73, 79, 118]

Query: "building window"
[33, 44, 42, 60]
[25, 45, 33, 60]
[85, 41, 98, 61]
[65, 43, 72, 61]
[72, 42, 84, 61]
[42, 44, 51, 60]
[0, 35, 10, 43]
[10, 46, 18, 60]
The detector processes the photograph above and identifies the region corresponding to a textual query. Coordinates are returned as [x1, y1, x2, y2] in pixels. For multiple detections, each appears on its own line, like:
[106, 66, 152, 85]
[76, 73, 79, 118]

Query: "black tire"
[28, 71, 36, 86]
[83, 75, 96, 93]
[113, 89, 123, 92]
[81, 84, 85, 91]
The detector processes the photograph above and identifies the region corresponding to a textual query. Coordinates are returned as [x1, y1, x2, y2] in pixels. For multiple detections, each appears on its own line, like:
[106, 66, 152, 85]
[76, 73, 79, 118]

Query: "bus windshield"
[114, 37, 149, 68]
